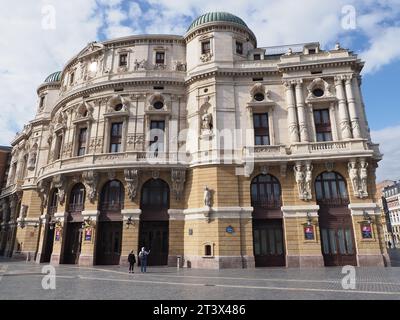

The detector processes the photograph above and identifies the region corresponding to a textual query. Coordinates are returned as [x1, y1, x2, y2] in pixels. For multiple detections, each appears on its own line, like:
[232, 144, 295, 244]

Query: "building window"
[201, 41, 211, 54]
[54, 134, 63, 160]
[153, 101, 164, 110]
[155, 51, 165, 64]
[253, 54, 261, 60]
[251, 174, 281, 208]
[308, 48, 316, 54]
[39, 96, 45, 108]
[100, 180, 124, 211]
[236, 41, 243, 55]
[150, 121, 165, 156]
[119, 54, 128, 67]
[313, 109, 332, 142]
[315, 172, 349, 205]
[77, 127, 87, 156]
[204, 245, 212, 256]
[70, 72, 74, 85]
[110, 122, 123, 153]
[253, 113, 270, 145]
[68, 183, 85, 213]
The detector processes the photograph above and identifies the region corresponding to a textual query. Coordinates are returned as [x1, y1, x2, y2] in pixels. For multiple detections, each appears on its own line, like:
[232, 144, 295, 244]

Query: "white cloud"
[371, 125, 400, 182]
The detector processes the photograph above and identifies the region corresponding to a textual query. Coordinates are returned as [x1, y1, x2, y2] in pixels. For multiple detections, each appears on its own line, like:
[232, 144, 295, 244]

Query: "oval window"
[313, 88, 324, 97]
[254, 93, 265, 102]
[114, 103, 123, 111]
[153, 101, 164, 110]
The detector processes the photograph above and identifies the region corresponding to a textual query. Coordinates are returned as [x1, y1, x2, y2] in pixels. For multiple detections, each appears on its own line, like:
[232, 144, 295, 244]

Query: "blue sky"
[0, 0, 399, 180]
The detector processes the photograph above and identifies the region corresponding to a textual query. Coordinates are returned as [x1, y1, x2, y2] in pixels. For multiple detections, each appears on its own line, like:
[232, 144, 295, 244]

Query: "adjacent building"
[381, 181, 400, 248]
[0, 12, 387, 268]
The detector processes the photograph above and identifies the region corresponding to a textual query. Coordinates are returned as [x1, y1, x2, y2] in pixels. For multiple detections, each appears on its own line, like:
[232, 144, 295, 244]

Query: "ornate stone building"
[0, 12, 387, 268]
[381, 181, 400, 248]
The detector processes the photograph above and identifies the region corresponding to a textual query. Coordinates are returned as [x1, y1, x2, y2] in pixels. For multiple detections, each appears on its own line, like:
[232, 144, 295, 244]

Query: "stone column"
[284, 82, 300, 143]
[294, 80, 309, 142]
[344, 75, 362, 139]
[79, 209, 99, 266]
[334, 76, 352, 139]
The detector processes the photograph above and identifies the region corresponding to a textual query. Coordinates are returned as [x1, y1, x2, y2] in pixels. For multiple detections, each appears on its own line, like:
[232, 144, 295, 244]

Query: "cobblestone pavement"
[1, 258, 400, 300]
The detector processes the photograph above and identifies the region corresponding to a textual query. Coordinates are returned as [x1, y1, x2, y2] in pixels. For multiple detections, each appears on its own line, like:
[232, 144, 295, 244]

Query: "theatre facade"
[0, 12, 388, 268]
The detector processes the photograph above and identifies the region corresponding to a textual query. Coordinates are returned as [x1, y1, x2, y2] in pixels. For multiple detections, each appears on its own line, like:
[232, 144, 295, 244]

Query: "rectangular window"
[253, 54, 261, 60]
[39, 96, 45, 108]
[54, 134, 63, 160]
[201, 41, 211, 54]
[155, 51, 165, 64]
[70, 72, 74, 85]
[109, 122, 123, 153]
[77, 127, 87, 156]
[119, 54, 127, 67]
[150, 120, 165, 155]
[236, 41, 243, 54]
[253, 113, 270, 145]
[313, 109, 332, 142]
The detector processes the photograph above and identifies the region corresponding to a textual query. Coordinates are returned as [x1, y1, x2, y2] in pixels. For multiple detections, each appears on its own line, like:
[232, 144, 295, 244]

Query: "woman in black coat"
[128, 250, 136, 273]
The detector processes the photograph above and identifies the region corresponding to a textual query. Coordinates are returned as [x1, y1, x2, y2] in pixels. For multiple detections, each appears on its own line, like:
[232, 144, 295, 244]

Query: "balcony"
[243, 145, 288, 161]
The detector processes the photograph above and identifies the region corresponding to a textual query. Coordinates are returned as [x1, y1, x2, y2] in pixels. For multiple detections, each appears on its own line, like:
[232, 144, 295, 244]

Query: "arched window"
[68, 183, 85, 212]
[48, 189, 59, 216]
[251, 174, 281, 208]
[315, 172, 349, 205]
[141, 179, 169, 209]
[100, 180, 124, 211]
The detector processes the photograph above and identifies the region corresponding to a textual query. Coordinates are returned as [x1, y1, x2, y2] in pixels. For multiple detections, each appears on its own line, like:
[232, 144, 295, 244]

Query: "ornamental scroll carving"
[124, 169, 139, 201]
[348, 159, 368, 198]
[82, 171, 99, 203]
[171, 169, 186, 201]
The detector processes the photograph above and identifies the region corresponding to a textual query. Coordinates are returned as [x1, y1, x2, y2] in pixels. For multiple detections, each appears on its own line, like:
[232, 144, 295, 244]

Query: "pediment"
[76, 42, 105, 60]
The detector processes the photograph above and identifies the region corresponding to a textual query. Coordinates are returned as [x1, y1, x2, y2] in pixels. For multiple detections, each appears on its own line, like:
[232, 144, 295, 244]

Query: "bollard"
[177, 256, 181, 270]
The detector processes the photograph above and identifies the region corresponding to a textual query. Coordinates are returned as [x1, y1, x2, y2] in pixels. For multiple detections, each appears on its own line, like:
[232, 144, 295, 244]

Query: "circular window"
[204, 88, 208, 93]
[153, 101, 164, 110]
[114, 103, 123, 111]
[313, 88, 324, 97]
[254, 93, 265, 102]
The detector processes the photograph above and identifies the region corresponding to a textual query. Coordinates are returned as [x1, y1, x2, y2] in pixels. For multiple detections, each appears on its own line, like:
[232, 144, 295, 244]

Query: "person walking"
[139, 247, 150, 273]
[128, 250, 136, 273]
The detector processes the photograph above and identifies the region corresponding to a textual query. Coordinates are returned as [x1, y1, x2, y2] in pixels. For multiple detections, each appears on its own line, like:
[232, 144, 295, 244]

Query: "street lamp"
[126, 217, 134, 228]
[363, 211, 372, 224]
[306, 212, 312, 226]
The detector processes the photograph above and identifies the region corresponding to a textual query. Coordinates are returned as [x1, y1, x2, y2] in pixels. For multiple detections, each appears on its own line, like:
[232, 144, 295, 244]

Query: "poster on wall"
[304, 225, 315, 240]
[85, 228, 92, 241]
[55, 228, 61, 241]
[361, 224, 373, 239]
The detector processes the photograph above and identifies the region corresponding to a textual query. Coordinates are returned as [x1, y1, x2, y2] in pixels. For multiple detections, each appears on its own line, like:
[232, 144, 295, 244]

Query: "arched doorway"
[315, 172, 357, 266]
[41, 189, 58, 263]
[63, 183, 85, 264]
[251, 174, 285, 267]
[96, 180, 124, 265]
[139, 179, 169, 266]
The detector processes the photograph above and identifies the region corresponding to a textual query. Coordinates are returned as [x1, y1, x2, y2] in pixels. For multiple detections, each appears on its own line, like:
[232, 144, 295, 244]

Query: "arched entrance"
[41, 189, 58, 263]
[315, 172, 357, 266]
[62, 183, 85, 264]
[251, 174, 285, 267]
[96, 180, 124, 265]
[139, 179, 169, 266]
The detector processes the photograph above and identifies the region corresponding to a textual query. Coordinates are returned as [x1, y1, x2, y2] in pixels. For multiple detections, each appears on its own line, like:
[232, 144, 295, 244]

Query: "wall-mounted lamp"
[363, 211, 372, 224]
[126, 217, 134, 228]
[33, 221, 39, 229]
[306, 212, 312, 226]
[82, 217, 93, 229]
[18, 221, 25, 229]
[50, 218, 62, 230]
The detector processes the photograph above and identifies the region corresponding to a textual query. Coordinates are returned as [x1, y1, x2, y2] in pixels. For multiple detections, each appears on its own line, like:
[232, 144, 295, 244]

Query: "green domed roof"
[44, 71, 62, 83]
[187, 12, 248, 31]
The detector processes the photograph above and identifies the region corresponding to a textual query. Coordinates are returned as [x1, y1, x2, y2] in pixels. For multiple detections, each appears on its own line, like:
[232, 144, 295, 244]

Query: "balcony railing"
[317, 197, 350, 206]
[68, 203, 84, 213]
[252, 198, 282, 209]
[99, 202, 124, 212]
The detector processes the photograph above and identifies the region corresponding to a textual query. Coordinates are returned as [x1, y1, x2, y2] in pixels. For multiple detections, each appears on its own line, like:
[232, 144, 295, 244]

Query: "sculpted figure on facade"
[348, 160, 360, 198]
[53, 174, 66, 205]
[82, 171, 99, 203]
[359, 159, 369, 198]
[27, 144, 38, 171]
[204, 185, 212, 207]
[304, 163, 313, 200]
[124, 169, 139, 200]
[294, 163, 307, 200]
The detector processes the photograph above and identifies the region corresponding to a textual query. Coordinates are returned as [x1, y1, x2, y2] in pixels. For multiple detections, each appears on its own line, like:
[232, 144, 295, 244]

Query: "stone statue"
[27, 149, 37, 171]
[305, 164, 313, 200]
[294, 164, 306, 200]
[201, 112, 213, 132]
[359, 160, 368, 197]
[204, 186, 212, 207]
[133, 59, 140, 71]
[348, 161, 360, 197]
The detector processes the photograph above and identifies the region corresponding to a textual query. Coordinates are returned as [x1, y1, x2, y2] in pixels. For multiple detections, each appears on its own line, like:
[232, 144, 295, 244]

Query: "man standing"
[139, 247, 150, 273]
[128, 250, 136, 273]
